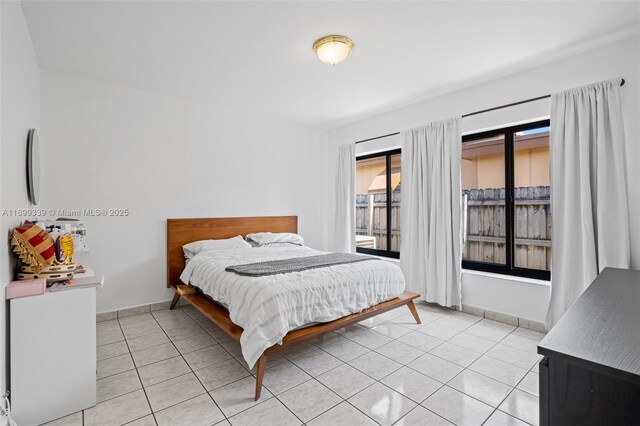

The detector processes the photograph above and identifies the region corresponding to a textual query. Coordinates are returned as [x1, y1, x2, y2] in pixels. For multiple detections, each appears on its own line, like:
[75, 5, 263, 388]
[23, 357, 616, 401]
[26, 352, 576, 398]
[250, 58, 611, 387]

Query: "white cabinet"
[10, 288, 96, 425]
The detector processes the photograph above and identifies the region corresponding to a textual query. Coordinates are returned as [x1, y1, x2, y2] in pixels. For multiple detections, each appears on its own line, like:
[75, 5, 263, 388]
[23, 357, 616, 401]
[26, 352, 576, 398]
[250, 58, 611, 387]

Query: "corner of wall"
[0, 0, 41, 401]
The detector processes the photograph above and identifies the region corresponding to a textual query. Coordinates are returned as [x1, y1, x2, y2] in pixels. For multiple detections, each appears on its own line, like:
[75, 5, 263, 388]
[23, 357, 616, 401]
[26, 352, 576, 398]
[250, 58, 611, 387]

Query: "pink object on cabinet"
[6, 279, 46, 299]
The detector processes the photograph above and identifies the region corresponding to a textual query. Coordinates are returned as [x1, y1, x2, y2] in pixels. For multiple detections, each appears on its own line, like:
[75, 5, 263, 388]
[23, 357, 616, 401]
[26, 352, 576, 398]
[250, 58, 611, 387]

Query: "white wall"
[0, 0, 41, 400]
[328, 35, 640, 323]
[39, 71, 328, 313]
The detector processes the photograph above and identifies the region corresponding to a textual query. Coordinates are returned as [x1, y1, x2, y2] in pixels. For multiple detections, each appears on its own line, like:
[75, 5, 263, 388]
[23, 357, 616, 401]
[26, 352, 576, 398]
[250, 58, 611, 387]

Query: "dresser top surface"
[539, 268, 640, 380]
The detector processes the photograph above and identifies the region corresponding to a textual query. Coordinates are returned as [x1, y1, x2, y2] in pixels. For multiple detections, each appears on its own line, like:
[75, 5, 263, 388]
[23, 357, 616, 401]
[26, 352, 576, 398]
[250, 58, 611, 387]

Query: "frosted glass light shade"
[313, 35, 354, 65]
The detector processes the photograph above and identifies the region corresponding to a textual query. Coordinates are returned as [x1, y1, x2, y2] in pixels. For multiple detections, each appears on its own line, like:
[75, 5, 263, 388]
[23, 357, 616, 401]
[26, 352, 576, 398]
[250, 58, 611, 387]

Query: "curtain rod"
[355, 78, 626, 145]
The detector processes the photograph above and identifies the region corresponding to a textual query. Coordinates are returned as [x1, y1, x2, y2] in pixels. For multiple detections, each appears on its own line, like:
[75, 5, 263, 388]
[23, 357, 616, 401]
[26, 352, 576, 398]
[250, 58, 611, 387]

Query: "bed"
[167, 216, 421, 400]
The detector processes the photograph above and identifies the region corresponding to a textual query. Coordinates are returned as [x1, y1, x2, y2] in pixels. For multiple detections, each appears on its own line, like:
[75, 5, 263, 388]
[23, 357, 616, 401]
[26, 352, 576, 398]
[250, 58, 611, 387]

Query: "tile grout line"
[320, 314, 538, 425]
[253, 339, 381, 424]
[150, 308, 232, 423]
[421, 321, 541, 374]
[404, 323, 525, 425]
[96, 304, 542, 426]
[477, 326, 540, 426]
[185, 310, 289, 424]
[390, 404, 452, 426]
[97, 332, 188, 381]
[182, 306, 315, 425]
[296, 311, 504, 424]
[270, 385, 314, 425]
[115, 313, 159, 426]
[482, 325, 542, 426]
[284, 377, 348, 425]
[306, 334, 435, 424]
[308, 372, 384, 426]
[253, 304, 537, 424]
[170, 306, 308, 423]
[249, 343, 335, 424]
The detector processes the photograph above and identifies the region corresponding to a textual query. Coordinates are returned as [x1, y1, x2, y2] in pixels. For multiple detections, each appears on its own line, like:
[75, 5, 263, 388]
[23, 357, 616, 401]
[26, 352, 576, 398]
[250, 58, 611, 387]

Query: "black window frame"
[462, 119, 551, 281]
[355, 148, 401, 259]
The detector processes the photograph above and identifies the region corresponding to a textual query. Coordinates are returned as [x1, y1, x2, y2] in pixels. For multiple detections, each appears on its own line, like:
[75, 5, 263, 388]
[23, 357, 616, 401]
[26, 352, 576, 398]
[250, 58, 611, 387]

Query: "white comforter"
[180, 245, 405, 368]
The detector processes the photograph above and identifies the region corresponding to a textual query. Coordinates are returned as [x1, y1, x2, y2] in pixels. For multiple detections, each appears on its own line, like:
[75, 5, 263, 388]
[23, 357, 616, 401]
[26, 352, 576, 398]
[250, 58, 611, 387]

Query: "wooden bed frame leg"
[170, 291, 180, 310]
[407, 300, 421, 324]
[255, 354, 267, 401]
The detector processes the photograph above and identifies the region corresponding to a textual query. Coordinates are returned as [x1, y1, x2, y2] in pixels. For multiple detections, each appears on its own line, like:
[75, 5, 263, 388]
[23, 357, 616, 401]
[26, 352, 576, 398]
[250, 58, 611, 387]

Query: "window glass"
[513, 126, 551, 271]
[461, 120, 551, 280]
[461, 134, 506, 265]
[390, 153, 401, 252]
[356, 156, 387, 250]
[355, 150, 401, 257]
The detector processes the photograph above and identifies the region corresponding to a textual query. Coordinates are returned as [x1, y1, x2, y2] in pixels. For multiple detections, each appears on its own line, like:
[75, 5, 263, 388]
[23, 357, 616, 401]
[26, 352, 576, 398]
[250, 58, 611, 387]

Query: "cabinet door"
[11, 288, 96, 425]
[539, 357, 549, 426]
[546, 356, 640, 425]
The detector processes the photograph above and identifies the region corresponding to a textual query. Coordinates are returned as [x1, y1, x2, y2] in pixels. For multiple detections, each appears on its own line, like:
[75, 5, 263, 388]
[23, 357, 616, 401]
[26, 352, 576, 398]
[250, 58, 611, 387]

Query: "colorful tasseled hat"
[11, 220, 56, 272]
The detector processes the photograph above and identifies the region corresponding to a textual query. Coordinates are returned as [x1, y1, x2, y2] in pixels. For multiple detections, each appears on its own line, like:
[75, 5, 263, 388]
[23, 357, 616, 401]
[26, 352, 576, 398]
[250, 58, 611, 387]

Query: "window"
[355, 149, 401, 258]
[461, 120, 551, 280]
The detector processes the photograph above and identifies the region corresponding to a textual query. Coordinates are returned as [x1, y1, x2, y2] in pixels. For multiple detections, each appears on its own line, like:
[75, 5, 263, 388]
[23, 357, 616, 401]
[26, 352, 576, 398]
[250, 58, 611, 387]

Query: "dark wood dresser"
[538, 268, 640, 426]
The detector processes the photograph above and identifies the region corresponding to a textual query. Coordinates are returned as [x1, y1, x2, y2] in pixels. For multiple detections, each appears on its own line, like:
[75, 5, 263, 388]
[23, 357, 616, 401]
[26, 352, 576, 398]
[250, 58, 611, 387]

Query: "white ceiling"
[21, 1, 640, 127]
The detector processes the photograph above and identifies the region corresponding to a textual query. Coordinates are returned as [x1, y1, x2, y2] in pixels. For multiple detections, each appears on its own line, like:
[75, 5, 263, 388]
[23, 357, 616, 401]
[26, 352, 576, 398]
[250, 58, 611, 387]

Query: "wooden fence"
[355, 192, 401, 251]
[464, 186, 551, 270]
[356, 186, 551, 271]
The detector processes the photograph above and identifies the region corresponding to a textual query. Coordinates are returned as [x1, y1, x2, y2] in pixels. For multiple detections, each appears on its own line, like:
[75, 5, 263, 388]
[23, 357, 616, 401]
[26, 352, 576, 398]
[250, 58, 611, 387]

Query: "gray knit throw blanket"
[225, 253, 378, 277]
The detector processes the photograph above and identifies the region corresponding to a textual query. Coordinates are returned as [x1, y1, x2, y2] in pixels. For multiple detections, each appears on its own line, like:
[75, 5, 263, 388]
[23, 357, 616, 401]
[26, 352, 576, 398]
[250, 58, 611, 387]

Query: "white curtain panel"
[546, 78, 630, 329]
[334, 143, 356, 253]
[400, 118, 462, 307]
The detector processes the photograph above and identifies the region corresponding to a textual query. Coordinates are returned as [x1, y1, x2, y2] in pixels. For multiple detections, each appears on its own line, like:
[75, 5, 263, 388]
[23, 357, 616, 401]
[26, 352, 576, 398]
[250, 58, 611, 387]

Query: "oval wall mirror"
[27, 128, 41, 205]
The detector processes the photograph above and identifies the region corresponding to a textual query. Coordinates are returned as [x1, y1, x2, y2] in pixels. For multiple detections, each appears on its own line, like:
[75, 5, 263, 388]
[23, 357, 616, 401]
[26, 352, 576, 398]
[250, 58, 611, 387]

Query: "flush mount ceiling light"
[313, 35, 354, 65]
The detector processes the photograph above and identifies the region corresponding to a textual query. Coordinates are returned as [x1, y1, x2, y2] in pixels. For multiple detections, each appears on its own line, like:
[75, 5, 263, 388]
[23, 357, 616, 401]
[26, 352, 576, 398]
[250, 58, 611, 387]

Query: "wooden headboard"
[167, 216, 298, 287]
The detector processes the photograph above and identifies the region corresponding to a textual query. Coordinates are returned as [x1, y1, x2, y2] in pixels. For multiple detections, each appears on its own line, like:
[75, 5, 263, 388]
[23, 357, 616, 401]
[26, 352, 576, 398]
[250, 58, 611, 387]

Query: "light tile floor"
[45, 302, 543, 426]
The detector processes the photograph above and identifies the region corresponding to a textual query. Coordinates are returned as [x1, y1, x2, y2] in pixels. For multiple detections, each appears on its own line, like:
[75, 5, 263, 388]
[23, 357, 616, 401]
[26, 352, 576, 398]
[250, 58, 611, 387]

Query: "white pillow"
[258, 242, 302, 248]
[183, 235, 251, 259]
[246, 232, 305, 247]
